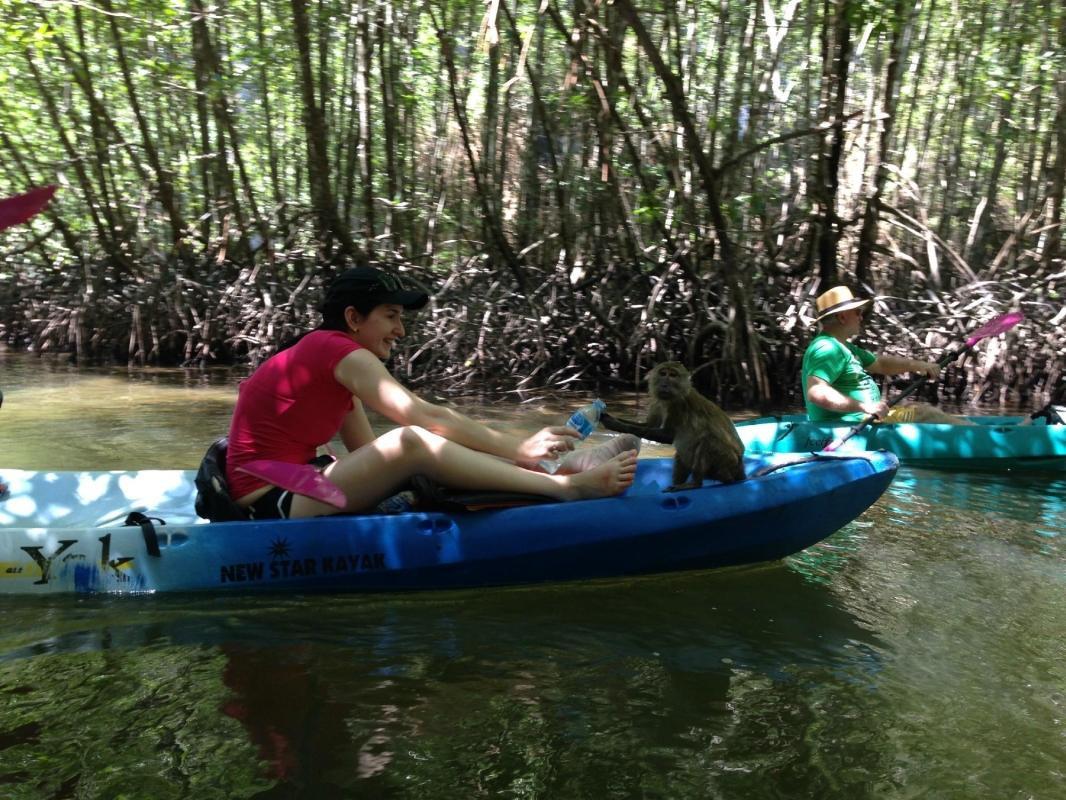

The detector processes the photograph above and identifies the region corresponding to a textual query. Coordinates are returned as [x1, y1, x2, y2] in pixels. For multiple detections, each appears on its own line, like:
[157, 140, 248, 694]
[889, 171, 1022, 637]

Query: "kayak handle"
[417, 517, 455, 534]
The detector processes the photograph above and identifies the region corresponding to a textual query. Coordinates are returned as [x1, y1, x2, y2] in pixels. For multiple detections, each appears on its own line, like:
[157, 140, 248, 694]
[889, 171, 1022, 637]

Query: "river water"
[0, 353, 1064, 799]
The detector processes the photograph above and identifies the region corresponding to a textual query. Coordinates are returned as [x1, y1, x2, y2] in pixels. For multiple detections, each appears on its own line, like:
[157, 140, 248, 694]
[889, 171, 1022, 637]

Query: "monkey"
[601, 362, 745, 491]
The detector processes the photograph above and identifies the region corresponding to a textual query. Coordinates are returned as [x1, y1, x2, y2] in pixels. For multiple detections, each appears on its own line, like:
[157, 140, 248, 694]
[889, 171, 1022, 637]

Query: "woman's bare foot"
[562, 450, 638, 500]
[556, 434, 642, 474]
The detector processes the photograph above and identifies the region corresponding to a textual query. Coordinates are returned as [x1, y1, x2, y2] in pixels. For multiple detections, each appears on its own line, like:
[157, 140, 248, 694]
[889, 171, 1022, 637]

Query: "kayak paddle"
[822, 310, 1025, 453]
[0, 185, 57, 231]
[237, 460, 348, 509]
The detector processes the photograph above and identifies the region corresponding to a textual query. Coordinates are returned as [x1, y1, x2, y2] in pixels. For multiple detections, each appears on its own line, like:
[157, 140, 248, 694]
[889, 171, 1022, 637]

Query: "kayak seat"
[194, 437, 249, 522]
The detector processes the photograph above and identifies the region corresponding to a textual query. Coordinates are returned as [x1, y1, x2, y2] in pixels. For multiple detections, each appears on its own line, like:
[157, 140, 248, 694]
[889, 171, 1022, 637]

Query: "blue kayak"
[0, 453, 897, 595]
[737, 414, 1066, 471]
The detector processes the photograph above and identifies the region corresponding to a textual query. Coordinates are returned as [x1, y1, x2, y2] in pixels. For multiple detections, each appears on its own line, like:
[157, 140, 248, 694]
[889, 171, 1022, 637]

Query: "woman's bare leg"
[290, 426, 638, 518]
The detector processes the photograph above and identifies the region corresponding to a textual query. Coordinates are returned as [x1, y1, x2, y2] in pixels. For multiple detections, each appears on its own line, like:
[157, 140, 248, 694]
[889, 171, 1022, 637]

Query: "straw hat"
[815, 286, 873, 322]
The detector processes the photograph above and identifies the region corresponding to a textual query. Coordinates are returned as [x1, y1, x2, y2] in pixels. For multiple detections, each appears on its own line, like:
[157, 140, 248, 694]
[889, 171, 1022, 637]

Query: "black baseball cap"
[322, 266, 429, 311]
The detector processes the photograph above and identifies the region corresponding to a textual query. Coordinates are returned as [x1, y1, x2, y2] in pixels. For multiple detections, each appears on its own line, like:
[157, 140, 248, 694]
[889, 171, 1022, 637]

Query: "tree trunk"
[613, 0, 770, 403]
[435, 20, 528, 294]
[963, 10, 1024, 269]
[71, 5, 121, 249]
[190, 5, 215, 243]
[290, 0, 360, 262]
[377, 0, 400, 243]
[480, 2, 501, 202]
[1043, 6, 1066, 270]
[936, 6, 986, 245]
[855, 0, 910, 284]
[256, 0, 287, 238]
[356, 0, 375, 244]
[810, 0, 852, 286]
[103, 0, 188, 257]
[898, 0, 935, 180]
[22, 49, 128, 270]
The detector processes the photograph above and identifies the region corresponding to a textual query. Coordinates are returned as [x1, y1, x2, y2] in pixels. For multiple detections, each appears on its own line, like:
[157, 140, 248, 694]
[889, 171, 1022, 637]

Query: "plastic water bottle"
[540, 399, 606, 473]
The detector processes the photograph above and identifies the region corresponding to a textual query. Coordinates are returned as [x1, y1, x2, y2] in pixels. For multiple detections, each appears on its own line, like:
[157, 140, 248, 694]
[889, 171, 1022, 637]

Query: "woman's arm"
[334, 349, 577, 465]
[339, 398, 376, 451]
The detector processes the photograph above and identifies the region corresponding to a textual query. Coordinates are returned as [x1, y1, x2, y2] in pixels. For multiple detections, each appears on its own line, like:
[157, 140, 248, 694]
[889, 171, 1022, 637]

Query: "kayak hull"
[737, 415, 1066, 471]
[0, 454, 897, 595]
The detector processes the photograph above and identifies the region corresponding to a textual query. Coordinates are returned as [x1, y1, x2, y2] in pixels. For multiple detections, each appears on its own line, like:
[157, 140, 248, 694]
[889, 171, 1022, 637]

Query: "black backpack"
[194, 437, 249, 522]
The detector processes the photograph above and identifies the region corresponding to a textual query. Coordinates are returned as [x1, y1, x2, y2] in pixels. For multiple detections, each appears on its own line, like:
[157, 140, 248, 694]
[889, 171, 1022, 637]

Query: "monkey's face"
[649, 361, 692, 401]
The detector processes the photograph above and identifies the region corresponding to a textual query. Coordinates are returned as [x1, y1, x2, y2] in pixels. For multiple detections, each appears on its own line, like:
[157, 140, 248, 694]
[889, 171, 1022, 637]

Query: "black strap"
[124, 511, 164, 557]
[408, 475, 552, 511]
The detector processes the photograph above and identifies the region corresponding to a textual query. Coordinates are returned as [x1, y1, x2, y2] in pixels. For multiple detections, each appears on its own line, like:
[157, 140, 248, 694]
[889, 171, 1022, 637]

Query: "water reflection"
[0, 565, 886, 797]
[889, 468, 1066, 541]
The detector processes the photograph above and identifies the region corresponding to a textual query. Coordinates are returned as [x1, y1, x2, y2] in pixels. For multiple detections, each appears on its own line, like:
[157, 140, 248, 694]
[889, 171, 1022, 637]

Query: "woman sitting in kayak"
[224, 266, 638, 519]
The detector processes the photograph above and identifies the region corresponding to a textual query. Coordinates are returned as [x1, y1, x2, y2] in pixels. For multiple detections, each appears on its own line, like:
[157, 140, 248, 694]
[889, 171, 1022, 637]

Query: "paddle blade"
[964, 311, 1023, 347]
[0, 185, 57, 231]
[237, 460, 347, 509]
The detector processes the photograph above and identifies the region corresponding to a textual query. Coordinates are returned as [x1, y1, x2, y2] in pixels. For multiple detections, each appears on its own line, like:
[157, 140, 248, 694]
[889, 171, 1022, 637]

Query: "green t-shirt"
[801, 333, 880, 422]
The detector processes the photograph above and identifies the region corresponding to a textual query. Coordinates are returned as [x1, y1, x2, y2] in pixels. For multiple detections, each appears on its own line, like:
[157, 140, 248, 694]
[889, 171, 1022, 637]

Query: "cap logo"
[372, 271, 403, 293]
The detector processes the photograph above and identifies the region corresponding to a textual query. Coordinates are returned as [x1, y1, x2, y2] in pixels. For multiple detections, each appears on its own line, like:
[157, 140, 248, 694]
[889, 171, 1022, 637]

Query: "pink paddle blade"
[237, 460, 347, 509]
[965, 311, 1023, 347]
[0, 185, 57, 231]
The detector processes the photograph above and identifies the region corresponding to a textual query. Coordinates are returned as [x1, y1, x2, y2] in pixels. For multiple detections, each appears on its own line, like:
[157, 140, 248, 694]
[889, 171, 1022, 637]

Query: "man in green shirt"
[802, 286, 971, 424]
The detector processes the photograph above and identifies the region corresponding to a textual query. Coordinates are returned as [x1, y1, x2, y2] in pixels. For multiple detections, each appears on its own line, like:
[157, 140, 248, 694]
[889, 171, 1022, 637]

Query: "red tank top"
[226, 330, 363, 499]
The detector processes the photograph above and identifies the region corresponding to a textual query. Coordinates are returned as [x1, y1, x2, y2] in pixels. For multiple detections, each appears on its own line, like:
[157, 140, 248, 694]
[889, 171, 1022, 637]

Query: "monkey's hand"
[600, 412, 674, 444]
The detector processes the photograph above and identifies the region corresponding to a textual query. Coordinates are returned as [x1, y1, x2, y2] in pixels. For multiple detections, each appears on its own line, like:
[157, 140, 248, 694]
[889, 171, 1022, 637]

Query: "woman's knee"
[388, 425, 445, 461]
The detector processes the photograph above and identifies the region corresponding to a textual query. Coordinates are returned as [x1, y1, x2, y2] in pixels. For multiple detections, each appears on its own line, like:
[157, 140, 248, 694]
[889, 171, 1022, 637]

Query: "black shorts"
[246, 486, 295, 520]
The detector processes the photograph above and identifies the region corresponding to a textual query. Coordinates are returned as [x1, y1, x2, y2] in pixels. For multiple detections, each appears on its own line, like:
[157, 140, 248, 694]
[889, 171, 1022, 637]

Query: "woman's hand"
[514, 426, 581, 467]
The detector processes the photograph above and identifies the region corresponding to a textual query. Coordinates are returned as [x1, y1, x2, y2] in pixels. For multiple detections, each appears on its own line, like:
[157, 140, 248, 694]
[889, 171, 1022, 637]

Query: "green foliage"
[0, 0, 1060, 402]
